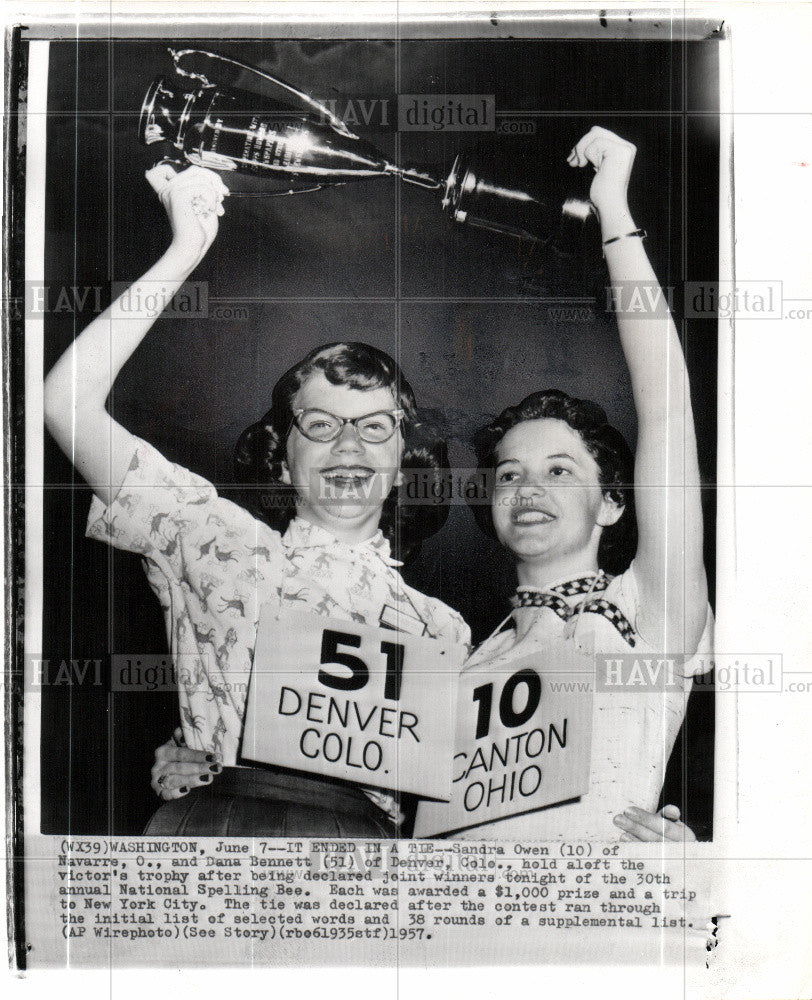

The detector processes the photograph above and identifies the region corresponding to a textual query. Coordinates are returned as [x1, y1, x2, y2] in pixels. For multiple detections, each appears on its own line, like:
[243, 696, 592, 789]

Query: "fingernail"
[199, 773, 211, 783]
[209, 763, 221, 773]
[179, 786, 189, 794]
[205, 754, 215, 763]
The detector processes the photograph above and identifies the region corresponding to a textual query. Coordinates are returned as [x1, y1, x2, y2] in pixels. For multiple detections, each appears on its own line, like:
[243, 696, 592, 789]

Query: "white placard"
[414, 642, 593, 836]
[243, 608, 463, 799]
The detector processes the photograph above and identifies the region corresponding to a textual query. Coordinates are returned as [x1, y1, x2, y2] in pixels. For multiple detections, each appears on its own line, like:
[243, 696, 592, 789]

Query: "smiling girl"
[44, 164, 469, 836]
[461, 127, 713, 842]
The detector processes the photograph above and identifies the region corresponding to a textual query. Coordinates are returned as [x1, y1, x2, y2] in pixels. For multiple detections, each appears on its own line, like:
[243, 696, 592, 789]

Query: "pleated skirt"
[143, 766, 397, 838]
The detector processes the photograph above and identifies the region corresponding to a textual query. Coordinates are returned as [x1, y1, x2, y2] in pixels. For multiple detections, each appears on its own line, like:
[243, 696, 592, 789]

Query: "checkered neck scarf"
[512, 571, 637, 647]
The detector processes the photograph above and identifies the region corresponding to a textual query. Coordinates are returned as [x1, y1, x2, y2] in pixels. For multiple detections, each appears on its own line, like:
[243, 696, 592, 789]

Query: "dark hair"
[233, 342, 450, 563]
[470, 388, 637, 575]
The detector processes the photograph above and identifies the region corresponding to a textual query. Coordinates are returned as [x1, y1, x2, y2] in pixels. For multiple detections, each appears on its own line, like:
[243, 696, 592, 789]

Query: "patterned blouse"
[86, 437, 471, 820]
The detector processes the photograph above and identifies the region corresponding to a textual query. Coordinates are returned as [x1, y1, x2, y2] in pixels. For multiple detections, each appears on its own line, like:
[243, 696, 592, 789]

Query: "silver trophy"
[140, 48, 595, 250]
[140, 48, 438, 193]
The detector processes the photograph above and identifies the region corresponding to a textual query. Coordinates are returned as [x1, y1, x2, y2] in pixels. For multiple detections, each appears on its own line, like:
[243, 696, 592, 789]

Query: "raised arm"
[44, 165, 229, 505]
[569, 127, 708, 656]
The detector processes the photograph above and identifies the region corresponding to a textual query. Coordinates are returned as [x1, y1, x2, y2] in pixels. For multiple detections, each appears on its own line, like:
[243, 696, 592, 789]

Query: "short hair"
[470, 388, 637, 575]
[233, 342, 450, 563]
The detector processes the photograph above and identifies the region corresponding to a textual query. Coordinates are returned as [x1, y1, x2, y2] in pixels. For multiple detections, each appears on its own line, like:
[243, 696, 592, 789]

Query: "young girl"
[44, 164, 469, 837]
[459, 127, 712, 842]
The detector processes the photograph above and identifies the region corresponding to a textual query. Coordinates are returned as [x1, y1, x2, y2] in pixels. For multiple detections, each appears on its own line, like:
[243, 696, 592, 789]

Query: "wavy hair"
[233, 342, 450, 563]
[470, 388, 637, 575]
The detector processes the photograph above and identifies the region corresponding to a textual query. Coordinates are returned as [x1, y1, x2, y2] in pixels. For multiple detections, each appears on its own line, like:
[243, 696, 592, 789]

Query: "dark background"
[40, 37, 719, 836]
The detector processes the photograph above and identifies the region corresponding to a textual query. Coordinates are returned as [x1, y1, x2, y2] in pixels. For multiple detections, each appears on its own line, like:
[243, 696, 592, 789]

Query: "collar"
[281, 516, 403, 567]
[513, 570, 609, 606]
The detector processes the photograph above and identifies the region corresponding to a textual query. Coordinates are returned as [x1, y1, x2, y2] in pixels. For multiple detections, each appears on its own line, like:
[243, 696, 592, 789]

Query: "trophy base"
[442, 152, 596, 252]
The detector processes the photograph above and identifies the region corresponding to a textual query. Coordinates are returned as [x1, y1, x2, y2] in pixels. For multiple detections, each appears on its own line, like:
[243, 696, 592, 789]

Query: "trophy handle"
[168, 48, 361, 141]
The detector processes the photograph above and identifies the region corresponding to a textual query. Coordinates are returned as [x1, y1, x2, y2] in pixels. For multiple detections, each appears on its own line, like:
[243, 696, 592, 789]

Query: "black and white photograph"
[33, 24, 719, 837]
[4, 1, 812, 995]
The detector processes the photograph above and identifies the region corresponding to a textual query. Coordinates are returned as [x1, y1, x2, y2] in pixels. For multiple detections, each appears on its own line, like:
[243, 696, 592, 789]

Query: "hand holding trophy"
[145, 162, 229, 268]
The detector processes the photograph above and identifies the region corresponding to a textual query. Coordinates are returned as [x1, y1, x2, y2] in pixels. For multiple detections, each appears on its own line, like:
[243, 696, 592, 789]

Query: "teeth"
[323, 470, 372, 482]
[514, 511, 553, 524]
[322, 470, 375, 491]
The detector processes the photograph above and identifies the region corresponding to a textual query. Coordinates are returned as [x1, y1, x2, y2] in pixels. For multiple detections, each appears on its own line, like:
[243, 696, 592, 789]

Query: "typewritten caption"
[25, 837, 716, 964]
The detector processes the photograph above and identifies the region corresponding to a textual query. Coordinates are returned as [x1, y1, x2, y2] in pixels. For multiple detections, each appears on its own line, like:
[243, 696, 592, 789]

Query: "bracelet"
[602, 228, 647, 249]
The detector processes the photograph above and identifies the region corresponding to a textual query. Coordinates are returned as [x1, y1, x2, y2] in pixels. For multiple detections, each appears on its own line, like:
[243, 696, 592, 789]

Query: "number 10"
[471, 668, 541, 739]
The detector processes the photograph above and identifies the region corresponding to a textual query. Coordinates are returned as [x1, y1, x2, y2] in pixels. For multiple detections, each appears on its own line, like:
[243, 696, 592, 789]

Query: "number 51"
[318, 629, 405, 702]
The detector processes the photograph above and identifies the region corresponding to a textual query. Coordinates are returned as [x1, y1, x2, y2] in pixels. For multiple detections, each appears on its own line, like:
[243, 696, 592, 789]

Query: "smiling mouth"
[512, 506, 556, 526]
[320, 466, 376, 489]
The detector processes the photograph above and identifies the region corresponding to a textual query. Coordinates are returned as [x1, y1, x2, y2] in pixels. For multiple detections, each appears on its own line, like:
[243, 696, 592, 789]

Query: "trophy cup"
[139, 48, 439, 193]
[140, 48, 596, 253]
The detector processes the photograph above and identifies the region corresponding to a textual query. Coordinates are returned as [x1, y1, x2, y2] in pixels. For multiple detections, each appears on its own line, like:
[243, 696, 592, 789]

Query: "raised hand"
[567, 125, 636, 233]
[146, 163, 230, 270]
